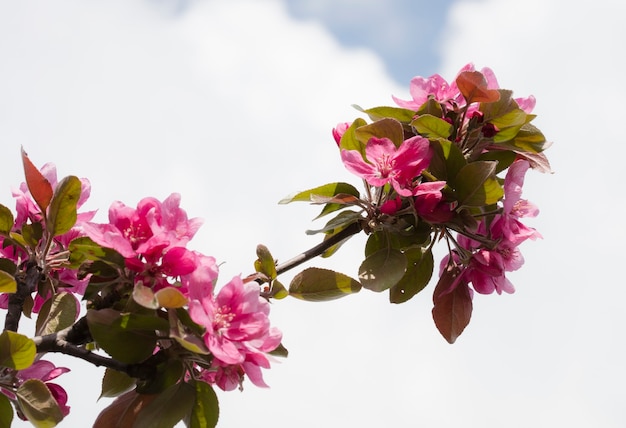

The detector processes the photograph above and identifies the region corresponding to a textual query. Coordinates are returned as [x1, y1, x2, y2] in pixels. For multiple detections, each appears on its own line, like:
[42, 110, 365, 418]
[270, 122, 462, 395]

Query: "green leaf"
[21, 222, 43, 248]
[0, 330, 36, 370]
[188, 380, 219, 428]
[305, 210, 361, 235]
[411, 114, 453, 139]
[134, 382, 195, 428]
[359, 248, 407, 292]
[35, 292, 79, 335]
[289, 267, 361, 301]
[432, 265, 473, 344]
[86, 309, 167, 364]
[507, 122, 550, 153]
[427, 139, 467, 185]
[354, 105, 416, 124]
[68, 236, 125, 268]
[21, 147, 53, 214]
[0, 392, 14, 427]
[136, 359, 184, 395]
[355, 117, 405, 148]
[268, 279, 289, 299]
[0, 203, 14, 235]
[16, 379, 64, 427]
[338, 117, 368, 154]
[254, 244, 277, 280]
[0, 269, 17, 293]
[279, 182, 360, 205]
[132, 282, 159, 310]
[477, 150, 517, 174]
[46, 175, 82, 236]
[100, 368, 137, 399]
[455, 161, 503, 207]
[389, 248, 434, 303]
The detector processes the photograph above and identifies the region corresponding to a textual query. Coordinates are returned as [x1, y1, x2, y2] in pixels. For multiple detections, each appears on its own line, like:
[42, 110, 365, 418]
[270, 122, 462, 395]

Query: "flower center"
[214, 305, 236, 330]
[376, 153, 395, 178]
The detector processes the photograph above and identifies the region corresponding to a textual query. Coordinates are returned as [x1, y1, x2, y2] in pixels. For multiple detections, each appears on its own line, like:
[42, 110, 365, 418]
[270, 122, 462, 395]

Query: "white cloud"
[2, 0, 625, 427]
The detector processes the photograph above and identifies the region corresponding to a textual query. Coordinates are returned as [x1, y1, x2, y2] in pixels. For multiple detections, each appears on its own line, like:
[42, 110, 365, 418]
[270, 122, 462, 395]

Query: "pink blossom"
[491, 159, 541, 246]
[413, 181, 453, 223]
[188, 275, 282, 389]
[82, 193, 204, 291]
[393, 63, 534, 113]
[341, 136, 432, 196]
[332, 122, 351, 146]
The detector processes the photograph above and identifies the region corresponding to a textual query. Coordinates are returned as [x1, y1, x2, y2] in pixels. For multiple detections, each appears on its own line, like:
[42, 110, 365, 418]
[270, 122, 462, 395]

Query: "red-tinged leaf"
[456, 71, 500, 104]
[21, 147, 53, 213]
[93, 390, 157, 428]
[432, 265, 472, 343]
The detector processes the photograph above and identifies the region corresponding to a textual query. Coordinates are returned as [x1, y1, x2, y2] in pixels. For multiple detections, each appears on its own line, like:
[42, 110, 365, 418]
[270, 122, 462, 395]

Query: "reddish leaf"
[432, 265, 472, 343]
[93, 390, 157, 428]
[456, 71, 500, 104]
[21, 147, 53, 213]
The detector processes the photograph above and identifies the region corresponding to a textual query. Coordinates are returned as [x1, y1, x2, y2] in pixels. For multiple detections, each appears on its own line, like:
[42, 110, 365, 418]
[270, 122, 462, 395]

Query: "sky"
[0, 0, 625, 427]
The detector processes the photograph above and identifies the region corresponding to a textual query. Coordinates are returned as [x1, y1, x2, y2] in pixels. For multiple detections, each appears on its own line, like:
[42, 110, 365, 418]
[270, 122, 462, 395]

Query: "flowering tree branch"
[4, 261, 41, 332]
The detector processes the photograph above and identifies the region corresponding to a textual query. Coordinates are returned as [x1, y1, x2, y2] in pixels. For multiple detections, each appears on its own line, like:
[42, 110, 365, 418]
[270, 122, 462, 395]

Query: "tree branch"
[274, 221, 363, 277]
[33, 324, 156, 380]
[4, 261, 41, 332]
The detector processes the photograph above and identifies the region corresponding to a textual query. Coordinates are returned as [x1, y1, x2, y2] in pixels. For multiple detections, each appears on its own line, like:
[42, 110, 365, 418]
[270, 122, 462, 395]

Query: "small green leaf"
[46, 176, 82, 237]
[188, 380, 219, 428]
[68, 236, 125, 268]
[35, 292, 79, 335]
[155, 287, 188, 309]
[0, 330, 36, 370]
[16, 379, 64, 427]
[132, 282, 159, 310]
[279, 182, 360, 205]
[268, 279, 289, 299]
[134, 382, 195, 428]
[411, 114, 453, 139]
[338, 117, 368, 154]
[477, 150, 517, 174]
[0, 270, 17, 293]
[289, 268, 361, 301]
[455, 161, 503, 207]
[355, 117, 405, 148]
[100, 368, 137, 399]
[353, 104, 416, 123]
[389, 248, 434, 303]
[21, 147, 53, 214]
[0, 391, 14, 427]
[359, 248, 407, 292]
[254, 244, 277, 280]
[0, 204, 14, 235]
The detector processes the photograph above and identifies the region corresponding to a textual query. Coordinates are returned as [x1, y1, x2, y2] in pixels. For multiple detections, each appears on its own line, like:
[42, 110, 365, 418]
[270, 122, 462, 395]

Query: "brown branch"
[4, 261, 41, 332]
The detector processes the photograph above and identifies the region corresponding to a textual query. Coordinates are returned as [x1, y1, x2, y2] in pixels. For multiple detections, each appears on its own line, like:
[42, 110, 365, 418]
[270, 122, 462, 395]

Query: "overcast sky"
[1, 1, 625, 427]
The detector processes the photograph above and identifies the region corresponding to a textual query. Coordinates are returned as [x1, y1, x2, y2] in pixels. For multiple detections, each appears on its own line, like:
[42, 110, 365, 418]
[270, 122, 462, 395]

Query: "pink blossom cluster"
[392, 62, 536, 115]
[82, 194, 282, 390]
[0, 164, 94, 311]
[442, 160, 540, 295]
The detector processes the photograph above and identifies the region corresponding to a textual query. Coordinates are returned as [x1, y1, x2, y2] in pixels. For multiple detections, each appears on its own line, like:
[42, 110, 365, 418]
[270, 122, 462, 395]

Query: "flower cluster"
[0, 153, 283, 427]
[286, 63, 550, 343]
